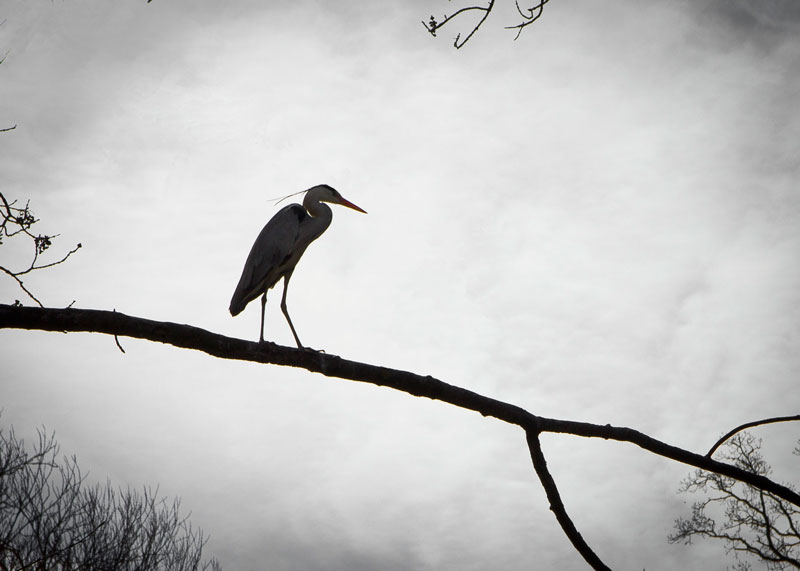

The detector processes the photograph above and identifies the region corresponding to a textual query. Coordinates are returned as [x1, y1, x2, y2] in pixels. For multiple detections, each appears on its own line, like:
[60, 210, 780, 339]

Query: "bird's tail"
[229, 294, 247, 317]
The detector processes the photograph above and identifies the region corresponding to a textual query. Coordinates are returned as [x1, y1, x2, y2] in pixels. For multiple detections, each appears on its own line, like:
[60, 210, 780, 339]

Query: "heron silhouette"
[229, 184, 366, 347]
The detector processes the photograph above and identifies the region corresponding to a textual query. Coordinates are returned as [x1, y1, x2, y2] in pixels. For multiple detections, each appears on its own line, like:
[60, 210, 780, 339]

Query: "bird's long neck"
[303, 194, 332, 220]
[302, 195, 333, 237]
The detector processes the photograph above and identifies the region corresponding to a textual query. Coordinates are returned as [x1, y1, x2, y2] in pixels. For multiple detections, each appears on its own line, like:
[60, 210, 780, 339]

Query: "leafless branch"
[422, 0, 550, 48]
[113, 310, 126, 353]
[0, 266, 43, 307]
[0, 422, 220, 570]
[2, 303, 800, 570]
[708, 415, 800, 458]
[671, 433, 800, 570]
[526, 429, 611, 570]
[0, 191, 82, 306]
[506, 0, 550, 39]
[423, 1, 496, 49]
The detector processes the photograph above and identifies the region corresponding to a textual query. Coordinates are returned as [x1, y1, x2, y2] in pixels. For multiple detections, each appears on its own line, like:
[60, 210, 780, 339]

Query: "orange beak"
[339, 196, 367, 214]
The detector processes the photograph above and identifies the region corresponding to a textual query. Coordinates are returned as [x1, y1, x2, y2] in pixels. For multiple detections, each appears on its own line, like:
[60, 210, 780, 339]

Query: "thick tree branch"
[2, 304, 798, 512]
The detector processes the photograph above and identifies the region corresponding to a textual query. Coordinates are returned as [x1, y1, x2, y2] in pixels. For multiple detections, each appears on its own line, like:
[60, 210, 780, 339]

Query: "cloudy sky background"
[2, 0, 799, 568]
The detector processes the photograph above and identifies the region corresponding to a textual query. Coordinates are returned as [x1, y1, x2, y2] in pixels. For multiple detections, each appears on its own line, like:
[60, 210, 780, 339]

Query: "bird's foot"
[299, 345, 325, 353]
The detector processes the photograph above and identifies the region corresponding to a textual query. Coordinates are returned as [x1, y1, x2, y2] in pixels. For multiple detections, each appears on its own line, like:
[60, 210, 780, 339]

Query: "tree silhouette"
[670, 432, 800, 570]
[0, 422, 220, 570]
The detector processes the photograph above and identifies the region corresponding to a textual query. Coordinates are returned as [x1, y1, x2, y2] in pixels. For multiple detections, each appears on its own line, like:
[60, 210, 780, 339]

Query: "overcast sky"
[1, 0, 799, 569]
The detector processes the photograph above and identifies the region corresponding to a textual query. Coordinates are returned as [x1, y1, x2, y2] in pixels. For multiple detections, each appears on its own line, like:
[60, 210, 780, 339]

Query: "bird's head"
[305, 184, 367, 214]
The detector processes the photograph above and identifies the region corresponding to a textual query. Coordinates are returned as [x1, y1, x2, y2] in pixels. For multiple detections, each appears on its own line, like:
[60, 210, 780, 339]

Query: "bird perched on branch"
[229, 184, 366, 348]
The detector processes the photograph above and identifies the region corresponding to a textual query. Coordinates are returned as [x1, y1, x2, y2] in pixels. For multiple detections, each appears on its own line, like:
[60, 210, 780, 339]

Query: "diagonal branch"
[1, 304, 798, 511]
[526, 429, 611, 570]
[0, 266, 43, 307]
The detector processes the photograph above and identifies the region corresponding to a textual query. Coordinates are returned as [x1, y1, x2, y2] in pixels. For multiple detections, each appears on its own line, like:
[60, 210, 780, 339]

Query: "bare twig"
[423, 1, 497, 49]
[17, 242, 82, 275]
[0, 266, 44, 307]
[423, 0, 550, 48]
[0, 191, 81, 306]
[707, 415, 800, 458]
[506, 0, 550, 39]
[113, 310, 126, 353]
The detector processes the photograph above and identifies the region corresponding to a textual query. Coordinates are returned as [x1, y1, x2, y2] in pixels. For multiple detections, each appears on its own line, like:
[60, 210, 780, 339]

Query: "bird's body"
[228, 202, 331, 317]
[229, 184, 366, 347]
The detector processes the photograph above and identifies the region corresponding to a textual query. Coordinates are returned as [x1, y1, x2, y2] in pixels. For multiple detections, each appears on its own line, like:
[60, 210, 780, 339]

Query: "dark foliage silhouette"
[671, 433, 800, 570]
[0, 422, 220, 570]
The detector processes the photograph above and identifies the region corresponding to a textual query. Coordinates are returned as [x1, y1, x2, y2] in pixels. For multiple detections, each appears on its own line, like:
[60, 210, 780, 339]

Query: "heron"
[229, 184, 367, 348]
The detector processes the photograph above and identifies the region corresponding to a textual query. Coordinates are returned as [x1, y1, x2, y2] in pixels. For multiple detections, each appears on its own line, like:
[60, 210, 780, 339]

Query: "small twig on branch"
[0, 124, 17, 133]
[423, 1, 496, 49]
[0, 191, 82, 306]
[19, 242, 83, 274]
[707, 415, 800, 458]
[3, 273, 43, 308]
[507, 0, 550, 40]
[0, 265, 44, 307]
[526, 430, 611, 570]
[113, 309, 126, 353]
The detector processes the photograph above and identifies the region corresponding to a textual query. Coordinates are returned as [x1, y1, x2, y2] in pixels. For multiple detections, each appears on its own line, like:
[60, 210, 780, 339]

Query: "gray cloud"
[2, 1, 798, 570]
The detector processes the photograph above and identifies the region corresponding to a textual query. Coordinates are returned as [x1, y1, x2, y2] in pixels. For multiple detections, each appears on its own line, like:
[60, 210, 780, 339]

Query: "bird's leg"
[259, 291, 267, 343]
[280, 274, 304, 349]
